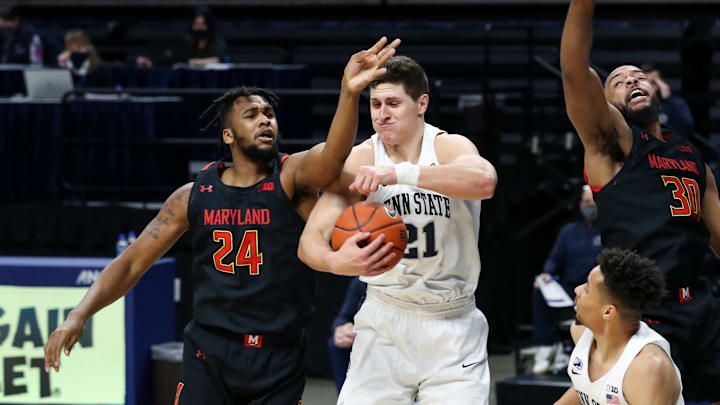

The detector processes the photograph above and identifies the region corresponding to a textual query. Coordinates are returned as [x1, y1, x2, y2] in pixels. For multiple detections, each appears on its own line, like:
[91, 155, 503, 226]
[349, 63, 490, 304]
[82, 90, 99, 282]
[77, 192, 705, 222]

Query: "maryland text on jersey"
[203, 208, 271, 226]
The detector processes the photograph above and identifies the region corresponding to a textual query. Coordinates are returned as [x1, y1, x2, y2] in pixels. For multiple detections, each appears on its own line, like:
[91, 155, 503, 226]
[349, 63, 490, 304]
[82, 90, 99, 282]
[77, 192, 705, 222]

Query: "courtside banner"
[0, 286, 125, 404]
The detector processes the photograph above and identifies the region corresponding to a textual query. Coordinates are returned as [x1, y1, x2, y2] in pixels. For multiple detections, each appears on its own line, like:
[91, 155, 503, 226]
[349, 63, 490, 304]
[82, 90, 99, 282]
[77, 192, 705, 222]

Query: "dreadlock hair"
[597, 247, 666, 321]
[199, 86, 280, 156]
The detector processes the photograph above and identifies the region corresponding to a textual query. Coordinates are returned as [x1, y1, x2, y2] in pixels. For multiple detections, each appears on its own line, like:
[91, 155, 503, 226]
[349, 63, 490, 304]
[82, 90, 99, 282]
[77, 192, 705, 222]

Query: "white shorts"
[337, 288, 490, 405]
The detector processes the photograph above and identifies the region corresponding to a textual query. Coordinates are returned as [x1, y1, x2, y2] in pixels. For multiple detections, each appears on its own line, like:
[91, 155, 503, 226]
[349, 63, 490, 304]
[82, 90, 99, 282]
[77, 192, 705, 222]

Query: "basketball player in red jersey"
[43, 37, 400, 405]
[560, 0, 720, 402]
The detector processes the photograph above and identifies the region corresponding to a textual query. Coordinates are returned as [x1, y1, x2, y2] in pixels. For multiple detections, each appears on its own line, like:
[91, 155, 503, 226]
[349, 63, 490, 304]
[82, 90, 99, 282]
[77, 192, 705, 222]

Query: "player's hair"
[369, 55, 429, 101]
[597, 248, 666, 321]
[199, 86, 279, 156]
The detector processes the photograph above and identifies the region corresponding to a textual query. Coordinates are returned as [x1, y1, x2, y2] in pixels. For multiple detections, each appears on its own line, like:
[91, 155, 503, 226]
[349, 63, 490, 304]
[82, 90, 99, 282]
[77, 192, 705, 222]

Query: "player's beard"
[241, 141, 278, 165]
[618, 93, 661, 130]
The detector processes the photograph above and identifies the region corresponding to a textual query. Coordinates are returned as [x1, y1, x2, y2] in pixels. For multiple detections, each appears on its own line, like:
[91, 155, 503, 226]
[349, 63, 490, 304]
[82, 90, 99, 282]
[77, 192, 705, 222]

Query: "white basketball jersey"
[568, 322, 684, 405]
[362, 123, 482, 304]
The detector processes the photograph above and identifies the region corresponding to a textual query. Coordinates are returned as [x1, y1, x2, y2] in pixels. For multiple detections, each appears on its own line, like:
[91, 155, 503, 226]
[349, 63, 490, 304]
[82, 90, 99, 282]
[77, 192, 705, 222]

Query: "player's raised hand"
[349, 165, 397, 195]
[328, 232, 397, 276]
[342, 36, 401, 94]
[44, 315, 85, 372]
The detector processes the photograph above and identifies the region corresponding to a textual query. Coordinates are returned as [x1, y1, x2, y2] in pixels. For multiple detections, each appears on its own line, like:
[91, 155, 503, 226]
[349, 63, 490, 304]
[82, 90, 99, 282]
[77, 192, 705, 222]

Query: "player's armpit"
[623, 345, 681, 405]
[701, 166, 720, 258]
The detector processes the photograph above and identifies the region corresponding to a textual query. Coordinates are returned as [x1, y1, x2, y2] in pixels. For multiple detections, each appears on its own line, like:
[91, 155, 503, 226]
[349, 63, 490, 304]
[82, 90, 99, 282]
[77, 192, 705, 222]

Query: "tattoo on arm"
[143, 187, 189, 240]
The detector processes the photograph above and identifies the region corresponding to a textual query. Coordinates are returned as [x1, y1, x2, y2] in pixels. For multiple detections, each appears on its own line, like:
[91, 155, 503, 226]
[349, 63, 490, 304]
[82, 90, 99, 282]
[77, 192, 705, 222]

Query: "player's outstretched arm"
[701, 166, 720, 258]
[623, 345, 682, 405]
[298, 146, 397, 276]
[560, 0, 629, 156]
[349, 134, 496, 200]
[44, 183, 192, 373]
[284, 37, 401, 191]
[554, 387, 581, 405]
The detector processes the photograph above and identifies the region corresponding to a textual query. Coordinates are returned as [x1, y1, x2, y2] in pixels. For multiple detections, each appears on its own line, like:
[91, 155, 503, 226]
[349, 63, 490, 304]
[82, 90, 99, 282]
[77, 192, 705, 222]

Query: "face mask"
[191, 29, 210, 40]
[69, 52, 89, 68]
[581, 205, 597, 222]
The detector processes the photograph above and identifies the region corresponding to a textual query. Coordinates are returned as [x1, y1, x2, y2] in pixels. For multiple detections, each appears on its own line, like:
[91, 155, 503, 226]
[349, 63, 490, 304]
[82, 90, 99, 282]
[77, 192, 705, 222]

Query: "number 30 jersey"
[592, 126, 709, 290]
[187, 156, 315, 335]
[364, 123, 483, 304]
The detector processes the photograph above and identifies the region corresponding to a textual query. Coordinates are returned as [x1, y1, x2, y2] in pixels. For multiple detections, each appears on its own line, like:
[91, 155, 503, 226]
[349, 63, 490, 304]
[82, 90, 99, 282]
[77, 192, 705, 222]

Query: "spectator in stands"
[641, 63, 695, 139]
[186, 7, 226, 66]
[530, 185, 601, 374]
[0, 4, 60, 65]
[136, 7, 226, 68]
[57, 30, 111, 87]
[327, 277, 366, 392]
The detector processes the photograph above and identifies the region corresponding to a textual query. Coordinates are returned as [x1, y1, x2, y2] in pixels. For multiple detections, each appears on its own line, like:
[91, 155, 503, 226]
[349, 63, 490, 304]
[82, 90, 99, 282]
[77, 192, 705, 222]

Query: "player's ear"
[602, 304, 617, 321]
[222, 128, 234, 145]
[417, 94, 429, 116]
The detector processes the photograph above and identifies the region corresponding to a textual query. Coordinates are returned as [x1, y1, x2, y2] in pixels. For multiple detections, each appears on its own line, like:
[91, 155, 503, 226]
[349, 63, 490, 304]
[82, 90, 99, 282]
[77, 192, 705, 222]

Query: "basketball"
[331, 201, 408, 268]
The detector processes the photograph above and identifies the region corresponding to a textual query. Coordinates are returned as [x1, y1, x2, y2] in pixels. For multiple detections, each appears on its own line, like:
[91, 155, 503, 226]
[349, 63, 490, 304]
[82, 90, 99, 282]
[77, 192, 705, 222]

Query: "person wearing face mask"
[57, 30, 110, 88]
[135, 7, 226, 68]
[186, 8, 226, 66]
[529, 185, 602, 374]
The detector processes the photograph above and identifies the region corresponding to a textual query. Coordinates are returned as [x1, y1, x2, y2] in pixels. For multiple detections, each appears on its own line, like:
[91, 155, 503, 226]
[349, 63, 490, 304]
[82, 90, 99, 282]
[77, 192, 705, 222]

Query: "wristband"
[394, 162, 420, 186]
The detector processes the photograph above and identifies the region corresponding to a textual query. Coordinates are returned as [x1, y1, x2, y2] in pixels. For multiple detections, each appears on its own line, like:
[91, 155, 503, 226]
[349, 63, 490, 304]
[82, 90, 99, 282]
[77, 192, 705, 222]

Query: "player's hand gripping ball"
[331, 201, 408, 268]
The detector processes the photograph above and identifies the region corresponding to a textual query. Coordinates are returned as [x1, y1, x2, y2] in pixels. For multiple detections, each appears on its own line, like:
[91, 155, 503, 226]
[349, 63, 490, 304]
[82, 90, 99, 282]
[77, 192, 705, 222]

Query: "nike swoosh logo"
[571, 370, 581, 375]
[462, 361, 484, 368]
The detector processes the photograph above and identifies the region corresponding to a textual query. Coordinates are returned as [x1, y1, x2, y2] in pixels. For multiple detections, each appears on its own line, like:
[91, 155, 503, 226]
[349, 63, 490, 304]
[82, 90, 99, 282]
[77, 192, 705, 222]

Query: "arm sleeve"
[331, 277, 366, 331]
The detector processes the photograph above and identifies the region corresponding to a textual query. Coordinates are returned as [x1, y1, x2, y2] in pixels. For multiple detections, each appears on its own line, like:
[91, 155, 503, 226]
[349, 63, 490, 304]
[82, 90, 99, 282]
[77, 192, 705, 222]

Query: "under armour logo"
[200, 185, 213, 193]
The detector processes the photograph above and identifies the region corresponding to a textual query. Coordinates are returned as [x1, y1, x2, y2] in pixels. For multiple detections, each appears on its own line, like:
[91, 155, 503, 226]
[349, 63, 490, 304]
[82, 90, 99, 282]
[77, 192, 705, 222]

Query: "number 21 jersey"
[364, 123, 482, 304]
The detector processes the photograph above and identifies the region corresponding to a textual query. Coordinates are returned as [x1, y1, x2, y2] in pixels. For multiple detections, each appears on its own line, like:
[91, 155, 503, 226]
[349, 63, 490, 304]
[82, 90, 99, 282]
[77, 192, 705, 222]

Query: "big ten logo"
[0, 305, 93, 398]
[606, 384, 618, 394]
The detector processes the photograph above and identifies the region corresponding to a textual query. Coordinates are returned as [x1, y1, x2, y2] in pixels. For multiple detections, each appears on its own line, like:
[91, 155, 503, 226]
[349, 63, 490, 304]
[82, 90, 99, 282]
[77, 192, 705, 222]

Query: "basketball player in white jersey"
[556, 248, 683, 405]
[298, 55, 497, 404]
